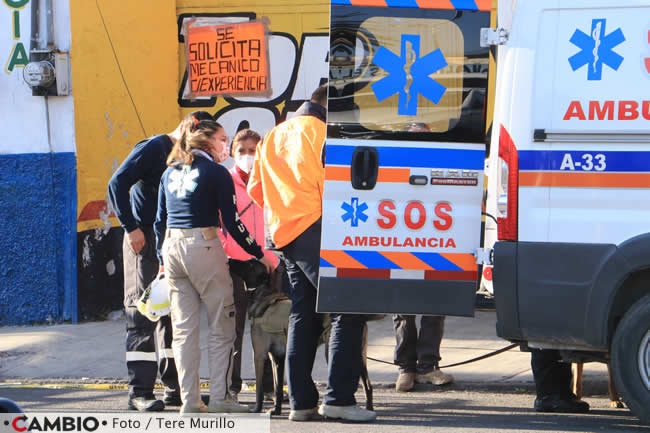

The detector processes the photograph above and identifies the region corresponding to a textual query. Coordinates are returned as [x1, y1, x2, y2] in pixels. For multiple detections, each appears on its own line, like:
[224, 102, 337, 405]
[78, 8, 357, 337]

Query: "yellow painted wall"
[71, 0, 329, 233]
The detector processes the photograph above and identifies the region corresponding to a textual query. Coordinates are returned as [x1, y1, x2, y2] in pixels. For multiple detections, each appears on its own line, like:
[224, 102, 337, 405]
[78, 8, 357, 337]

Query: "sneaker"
[127, 394, 165, 412]
[180, 400, 208, 415]
[288, 407, 318, 421]
[163, 392, 182, 406]
[230, 392, 239, 403]
[415, 368, 454, 385]
[395, 372, 416, 392]
[534, 395, 590, 413]
[208, 396, 250, 413]
[318, 404, 376, 422]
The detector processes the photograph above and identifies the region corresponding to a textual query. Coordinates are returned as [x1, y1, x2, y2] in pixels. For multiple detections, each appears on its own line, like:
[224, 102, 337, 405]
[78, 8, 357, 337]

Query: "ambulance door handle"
[351, 146, 378, 190]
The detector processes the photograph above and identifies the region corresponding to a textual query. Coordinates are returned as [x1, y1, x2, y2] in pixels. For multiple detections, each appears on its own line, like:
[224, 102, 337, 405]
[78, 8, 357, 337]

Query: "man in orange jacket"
[248, 85, 376, 422]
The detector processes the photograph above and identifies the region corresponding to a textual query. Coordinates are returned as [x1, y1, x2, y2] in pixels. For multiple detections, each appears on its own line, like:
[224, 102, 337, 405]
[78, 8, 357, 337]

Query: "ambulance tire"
[611, 293, 650, 425]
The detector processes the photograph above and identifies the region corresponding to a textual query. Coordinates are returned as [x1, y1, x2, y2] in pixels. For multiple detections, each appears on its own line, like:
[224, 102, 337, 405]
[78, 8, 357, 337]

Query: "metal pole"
[30, 0, 54, 54]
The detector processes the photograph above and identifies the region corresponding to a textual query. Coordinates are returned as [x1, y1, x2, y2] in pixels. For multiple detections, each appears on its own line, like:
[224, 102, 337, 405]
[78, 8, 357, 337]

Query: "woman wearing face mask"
[155, 119, 274, 414]
[220, 129, 285, 403]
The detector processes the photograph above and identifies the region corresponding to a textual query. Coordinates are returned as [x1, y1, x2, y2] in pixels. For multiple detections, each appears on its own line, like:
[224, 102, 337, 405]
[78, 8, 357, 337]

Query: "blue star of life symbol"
[569, 18, 625, 81]
[371, 34, 448, 116]
[341, 197, 368, 227]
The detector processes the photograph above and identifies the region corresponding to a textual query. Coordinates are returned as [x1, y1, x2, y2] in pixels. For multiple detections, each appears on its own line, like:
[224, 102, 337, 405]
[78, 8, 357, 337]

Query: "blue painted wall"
[0, 152, 77, 325]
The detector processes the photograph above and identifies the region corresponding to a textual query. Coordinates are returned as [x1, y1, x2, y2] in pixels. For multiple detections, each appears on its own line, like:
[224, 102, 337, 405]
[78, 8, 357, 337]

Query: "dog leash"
[366, 343, 519, 369]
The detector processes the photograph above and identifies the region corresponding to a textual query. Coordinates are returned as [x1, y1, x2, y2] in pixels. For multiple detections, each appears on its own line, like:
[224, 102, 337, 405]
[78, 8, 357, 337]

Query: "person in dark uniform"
[155, 118, 273, 414]
[108, 111, 214, 411]
[531, 349, 590, 413]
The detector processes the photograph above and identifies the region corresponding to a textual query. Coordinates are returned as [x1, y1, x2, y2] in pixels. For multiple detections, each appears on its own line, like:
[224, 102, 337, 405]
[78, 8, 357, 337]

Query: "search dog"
[228, 258, 373, 415]
[572, 362, 624, 408]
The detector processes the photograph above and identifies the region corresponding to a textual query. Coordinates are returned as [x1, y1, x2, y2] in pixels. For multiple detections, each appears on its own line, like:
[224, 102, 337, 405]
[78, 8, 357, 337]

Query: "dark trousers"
[230, 271, 273, 394]
[531, 349, 573, 399]
[123, 225, 179, 397]
[393, 315, 445, 374]
[278, 219, 365, 409]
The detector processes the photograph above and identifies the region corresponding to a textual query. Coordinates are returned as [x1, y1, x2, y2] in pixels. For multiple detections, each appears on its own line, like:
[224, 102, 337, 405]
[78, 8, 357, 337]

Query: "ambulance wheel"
[611, 293, 650, 425]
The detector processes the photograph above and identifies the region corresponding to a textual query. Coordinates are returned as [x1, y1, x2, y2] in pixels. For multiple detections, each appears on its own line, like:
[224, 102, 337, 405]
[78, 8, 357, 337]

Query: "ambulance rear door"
[317, 1, 491, 316]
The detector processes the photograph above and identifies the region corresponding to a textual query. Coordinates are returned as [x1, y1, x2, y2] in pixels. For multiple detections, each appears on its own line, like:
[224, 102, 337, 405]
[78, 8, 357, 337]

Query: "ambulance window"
[328, 7, 490, 144]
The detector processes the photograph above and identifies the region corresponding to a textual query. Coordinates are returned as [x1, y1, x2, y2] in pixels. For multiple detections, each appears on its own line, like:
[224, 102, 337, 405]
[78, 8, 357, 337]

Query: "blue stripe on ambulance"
[344, 250, 402, 269]
[519, 150, 650, 172]
[385, 0, 420, 7]
[449, 0, 479, 11]
[320, 258, 335, 268]
[326, 145, 485, 169]
[412, 252, 464, 271]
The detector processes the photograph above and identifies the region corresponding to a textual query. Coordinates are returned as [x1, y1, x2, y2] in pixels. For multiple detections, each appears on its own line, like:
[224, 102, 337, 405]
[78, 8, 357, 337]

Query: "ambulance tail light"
[497, 158, 509, 216]
[496, 125, 518, 241]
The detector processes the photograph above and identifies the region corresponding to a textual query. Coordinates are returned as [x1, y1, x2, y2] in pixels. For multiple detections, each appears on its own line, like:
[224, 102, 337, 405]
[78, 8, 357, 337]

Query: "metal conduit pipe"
[30, 0, 54, 53]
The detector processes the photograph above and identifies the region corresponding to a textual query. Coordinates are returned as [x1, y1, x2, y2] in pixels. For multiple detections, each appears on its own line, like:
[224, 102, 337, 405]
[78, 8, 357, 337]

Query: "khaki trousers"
[163, 227, 236, 408]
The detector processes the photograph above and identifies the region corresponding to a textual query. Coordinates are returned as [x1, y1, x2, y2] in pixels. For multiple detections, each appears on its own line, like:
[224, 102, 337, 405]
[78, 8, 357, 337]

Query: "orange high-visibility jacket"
[248, 102, 326, 249]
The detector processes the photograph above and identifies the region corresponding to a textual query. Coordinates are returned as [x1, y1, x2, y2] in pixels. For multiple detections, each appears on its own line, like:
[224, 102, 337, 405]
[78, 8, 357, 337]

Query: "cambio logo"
[8, 415, 101, 432]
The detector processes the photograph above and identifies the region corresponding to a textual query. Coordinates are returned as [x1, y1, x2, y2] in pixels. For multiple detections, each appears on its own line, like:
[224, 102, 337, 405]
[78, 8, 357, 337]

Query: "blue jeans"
[278, 219, 365, 409]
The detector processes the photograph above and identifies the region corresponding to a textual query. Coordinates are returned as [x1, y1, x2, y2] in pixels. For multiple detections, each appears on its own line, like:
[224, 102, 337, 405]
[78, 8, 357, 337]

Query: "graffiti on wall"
[4, 0, 29, 74]
[177, 13, 329, 140]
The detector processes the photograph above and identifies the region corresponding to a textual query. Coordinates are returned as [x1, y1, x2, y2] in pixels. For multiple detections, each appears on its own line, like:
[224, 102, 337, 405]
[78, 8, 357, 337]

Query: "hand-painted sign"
[185, 20, 270, 97]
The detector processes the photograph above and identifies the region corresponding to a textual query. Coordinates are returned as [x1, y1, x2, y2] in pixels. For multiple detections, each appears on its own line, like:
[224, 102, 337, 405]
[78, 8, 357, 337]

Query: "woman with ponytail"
[155, 117, 273, 414]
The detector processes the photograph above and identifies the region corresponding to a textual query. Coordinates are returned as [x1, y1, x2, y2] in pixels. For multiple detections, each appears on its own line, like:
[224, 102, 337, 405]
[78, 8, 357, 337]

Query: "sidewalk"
[0, 311, 608, 387]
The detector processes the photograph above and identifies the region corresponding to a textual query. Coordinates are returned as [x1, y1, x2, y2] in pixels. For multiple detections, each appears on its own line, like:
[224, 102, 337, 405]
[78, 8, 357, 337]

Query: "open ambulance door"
[317, 0, 492, 317]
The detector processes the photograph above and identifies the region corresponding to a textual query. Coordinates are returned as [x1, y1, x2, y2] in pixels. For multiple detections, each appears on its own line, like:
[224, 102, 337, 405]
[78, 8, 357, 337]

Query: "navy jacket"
[108, 135, 173, 232]
[155, 152, 264, 263]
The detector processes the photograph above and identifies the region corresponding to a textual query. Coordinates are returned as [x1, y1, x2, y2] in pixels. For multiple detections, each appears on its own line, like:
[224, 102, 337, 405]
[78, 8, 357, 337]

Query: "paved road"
[1, 386, 647, 433]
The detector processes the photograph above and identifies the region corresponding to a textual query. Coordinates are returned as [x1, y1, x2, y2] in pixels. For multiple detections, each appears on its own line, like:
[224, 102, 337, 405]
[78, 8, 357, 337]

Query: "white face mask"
[235, 154, 255, 173]
[216, 142, 230, 163]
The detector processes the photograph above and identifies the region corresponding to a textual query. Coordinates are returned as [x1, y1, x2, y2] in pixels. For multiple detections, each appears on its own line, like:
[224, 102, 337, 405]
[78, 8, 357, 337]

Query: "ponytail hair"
[167, 112, 222, 166]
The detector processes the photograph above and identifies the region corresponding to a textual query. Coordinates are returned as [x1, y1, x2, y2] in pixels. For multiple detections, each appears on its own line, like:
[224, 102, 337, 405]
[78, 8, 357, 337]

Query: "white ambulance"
[485, 0, 650, 423]
[318, 0, 649, 424]
[320, 0, 491, 317]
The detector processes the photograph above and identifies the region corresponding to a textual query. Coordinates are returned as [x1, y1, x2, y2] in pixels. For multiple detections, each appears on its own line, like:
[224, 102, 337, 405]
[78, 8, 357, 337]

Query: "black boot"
[534, 394, 590, 413]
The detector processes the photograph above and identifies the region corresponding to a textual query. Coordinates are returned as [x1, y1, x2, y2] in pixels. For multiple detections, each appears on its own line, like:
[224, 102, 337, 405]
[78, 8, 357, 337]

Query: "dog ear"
[228, 258, 270, 288]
